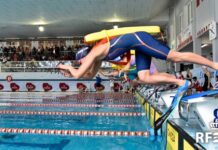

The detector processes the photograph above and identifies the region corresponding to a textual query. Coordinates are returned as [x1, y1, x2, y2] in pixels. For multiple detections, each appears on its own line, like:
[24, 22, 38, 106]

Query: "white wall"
[196, 0, 214, 32]
[168, 0, 218, 71]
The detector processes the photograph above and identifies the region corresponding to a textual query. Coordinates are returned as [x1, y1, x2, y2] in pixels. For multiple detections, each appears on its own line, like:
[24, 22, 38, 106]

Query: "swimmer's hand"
[57, 64, 76, 77]
[57, 64, 70, 70]
[59, 69, 72, 77]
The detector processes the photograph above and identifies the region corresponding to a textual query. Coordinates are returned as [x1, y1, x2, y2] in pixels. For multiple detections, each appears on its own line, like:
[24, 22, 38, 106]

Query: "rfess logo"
[196, 108, 218, 144]
[210, 109, 218, 129]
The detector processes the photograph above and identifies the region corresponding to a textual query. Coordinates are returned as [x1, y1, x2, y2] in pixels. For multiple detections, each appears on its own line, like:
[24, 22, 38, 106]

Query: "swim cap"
[76, 46, 91, 60]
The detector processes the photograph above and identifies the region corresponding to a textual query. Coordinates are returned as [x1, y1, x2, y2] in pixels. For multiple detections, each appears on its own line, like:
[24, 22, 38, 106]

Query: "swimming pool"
[0, 92, 166, 150]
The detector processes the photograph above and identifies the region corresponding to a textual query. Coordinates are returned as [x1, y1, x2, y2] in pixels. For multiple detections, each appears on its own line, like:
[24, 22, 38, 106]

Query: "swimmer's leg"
[167, 50, 218, 70]
[135, 49, 184, 86]
[137, 70, 185, 87]
[152, 72, 176, 79]
[133, 32, 218, 70]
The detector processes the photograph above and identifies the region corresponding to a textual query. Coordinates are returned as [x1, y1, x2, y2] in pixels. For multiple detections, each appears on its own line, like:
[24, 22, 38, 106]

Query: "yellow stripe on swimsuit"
[84, 26, 160, 43]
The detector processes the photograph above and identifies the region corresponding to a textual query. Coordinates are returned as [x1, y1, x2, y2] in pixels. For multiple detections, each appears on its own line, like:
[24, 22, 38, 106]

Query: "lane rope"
[0, 103, 140, 108]
[0, 110, 145, 117]
[43, 98, 136, 103]
[0, 128, 149, 137]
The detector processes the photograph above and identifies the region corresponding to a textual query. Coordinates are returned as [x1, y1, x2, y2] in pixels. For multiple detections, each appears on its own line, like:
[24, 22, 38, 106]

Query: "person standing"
[95, 74, 102, 87]
[109, 78, 114, 92]
[186, 69, 192, 81]
[178, 71, 185, 80]
[202, 66, 212, 91]
[213, 75, 218, 89]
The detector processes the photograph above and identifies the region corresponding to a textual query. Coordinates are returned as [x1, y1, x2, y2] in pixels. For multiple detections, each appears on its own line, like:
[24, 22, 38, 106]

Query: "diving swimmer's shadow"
[1, 134, 17, 139]
[0, 138, 70, 150]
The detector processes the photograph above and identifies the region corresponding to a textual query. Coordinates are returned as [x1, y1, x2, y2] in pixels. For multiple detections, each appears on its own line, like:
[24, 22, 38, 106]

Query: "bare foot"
[177, 80, 191, 87]
[177, 80, 185, 87]
[214, 63, 218, 70]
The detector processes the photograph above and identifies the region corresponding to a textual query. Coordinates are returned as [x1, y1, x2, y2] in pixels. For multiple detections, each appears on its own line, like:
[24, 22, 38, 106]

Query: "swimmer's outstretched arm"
[59, 64, 95, 78]
[58, 59, 97, 78]
[58, 44, 105, 78]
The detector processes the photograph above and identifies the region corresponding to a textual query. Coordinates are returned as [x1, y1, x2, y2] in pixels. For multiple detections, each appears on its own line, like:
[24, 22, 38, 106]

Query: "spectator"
[202, 66, 212, 91]
[122, 77, 130, 92]
[178, 71, 185, 80]
[95, 74, 102, 87]
[186, 69, 192, 81]
[12, 52, 18, 61]
[192, 77, 200, 90]
[109, 78, 114, 92]
[0, 44, 85, 61]
[0, 47, 3, 56]
[213, 76, 218, 89]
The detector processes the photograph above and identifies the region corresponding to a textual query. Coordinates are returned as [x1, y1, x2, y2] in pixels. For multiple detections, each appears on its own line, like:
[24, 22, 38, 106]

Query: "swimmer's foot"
[214, 63, 218, 70]
[177, 80, 190, 96]
[178, 80, 191, 87]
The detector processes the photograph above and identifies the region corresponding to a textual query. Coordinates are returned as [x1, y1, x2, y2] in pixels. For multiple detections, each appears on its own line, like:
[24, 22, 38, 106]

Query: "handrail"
[0, 60, 112, 72]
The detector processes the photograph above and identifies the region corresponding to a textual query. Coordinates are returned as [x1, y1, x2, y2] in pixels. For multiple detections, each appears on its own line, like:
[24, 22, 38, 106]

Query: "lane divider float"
[0, 128, 149, 137]
[0, 103, 140, 108]
[0, 110, 145, 117]
[43, 98, 136, 103]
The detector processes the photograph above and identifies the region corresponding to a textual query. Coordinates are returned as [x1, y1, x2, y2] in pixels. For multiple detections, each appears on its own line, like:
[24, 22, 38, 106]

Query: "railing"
[0, 61, 112, 72]
[0, 61, 74, 72]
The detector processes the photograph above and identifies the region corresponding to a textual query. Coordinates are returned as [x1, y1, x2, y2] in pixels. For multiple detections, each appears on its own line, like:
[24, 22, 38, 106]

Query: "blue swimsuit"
[104, 32, 170, 72]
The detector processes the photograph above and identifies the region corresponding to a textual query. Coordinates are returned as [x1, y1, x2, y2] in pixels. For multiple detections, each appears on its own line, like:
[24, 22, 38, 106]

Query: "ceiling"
[0, 0, 172, 39]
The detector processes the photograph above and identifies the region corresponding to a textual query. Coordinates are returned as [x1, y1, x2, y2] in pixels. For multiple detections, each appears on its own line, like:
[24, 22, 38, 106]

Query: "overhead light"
[32, 20, 47, 25]
[113, 25, 119, 29]
[105, 14, 125, 23]
[38, 26, 45, 32]
[201, 44, 208, 48]
[106, 18, 124, 22]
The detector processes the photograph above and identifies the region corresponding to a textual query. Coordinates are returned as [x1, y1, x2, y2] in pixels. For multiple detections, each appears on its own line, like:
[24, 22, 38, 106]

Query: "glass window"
[179, 12, 183, 33]
[187, 0, 193, 24]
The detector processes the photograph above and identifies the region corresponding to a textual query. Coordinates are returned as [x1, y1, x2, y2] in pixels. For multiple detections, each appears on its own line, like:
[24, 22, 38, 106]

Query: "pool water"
[0, 134, 163, 150]
[0, 92, 166, 150]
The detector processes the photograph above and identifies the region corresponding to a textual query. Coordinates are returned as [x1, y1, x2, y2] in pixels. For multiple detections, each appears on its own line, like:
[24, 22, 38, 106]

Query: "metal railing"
[0, 61, 112, 72]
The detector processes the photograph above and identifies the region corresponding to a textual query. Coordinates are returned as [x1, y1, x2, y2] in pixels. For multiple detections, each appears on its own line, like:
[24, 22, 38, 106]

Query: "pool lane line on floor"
[0, 128, 149, 137]
[0, 103, 141, 108]
[0, 110, 145, 117]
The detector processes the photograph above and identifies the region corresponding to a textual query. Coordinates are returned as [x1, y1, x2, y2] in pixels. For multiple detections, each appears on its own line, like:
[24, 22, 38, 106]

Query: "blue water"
[0, 134, 163, 150]
[0, 93, 165, 150]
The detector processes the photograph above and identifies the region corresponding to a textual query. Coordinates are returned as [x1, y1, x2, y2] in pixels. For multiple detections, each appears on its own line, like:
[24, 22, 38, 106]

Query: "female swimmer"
[57, 31, 218, 87]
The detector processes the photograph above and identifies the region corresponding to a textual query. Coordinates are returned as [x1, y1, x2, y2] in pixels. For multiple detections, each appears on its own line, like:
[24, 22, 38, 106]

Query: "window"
[187, 0, 193, 24]
[178, 12, 183, 33]
[170, 24, 174, 41]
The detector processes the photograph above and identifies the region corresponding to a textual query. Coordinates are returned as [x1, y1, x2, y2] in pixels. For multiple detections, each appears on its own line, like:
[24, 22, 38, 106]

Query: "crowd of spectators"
[0, 45, 84, 62]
